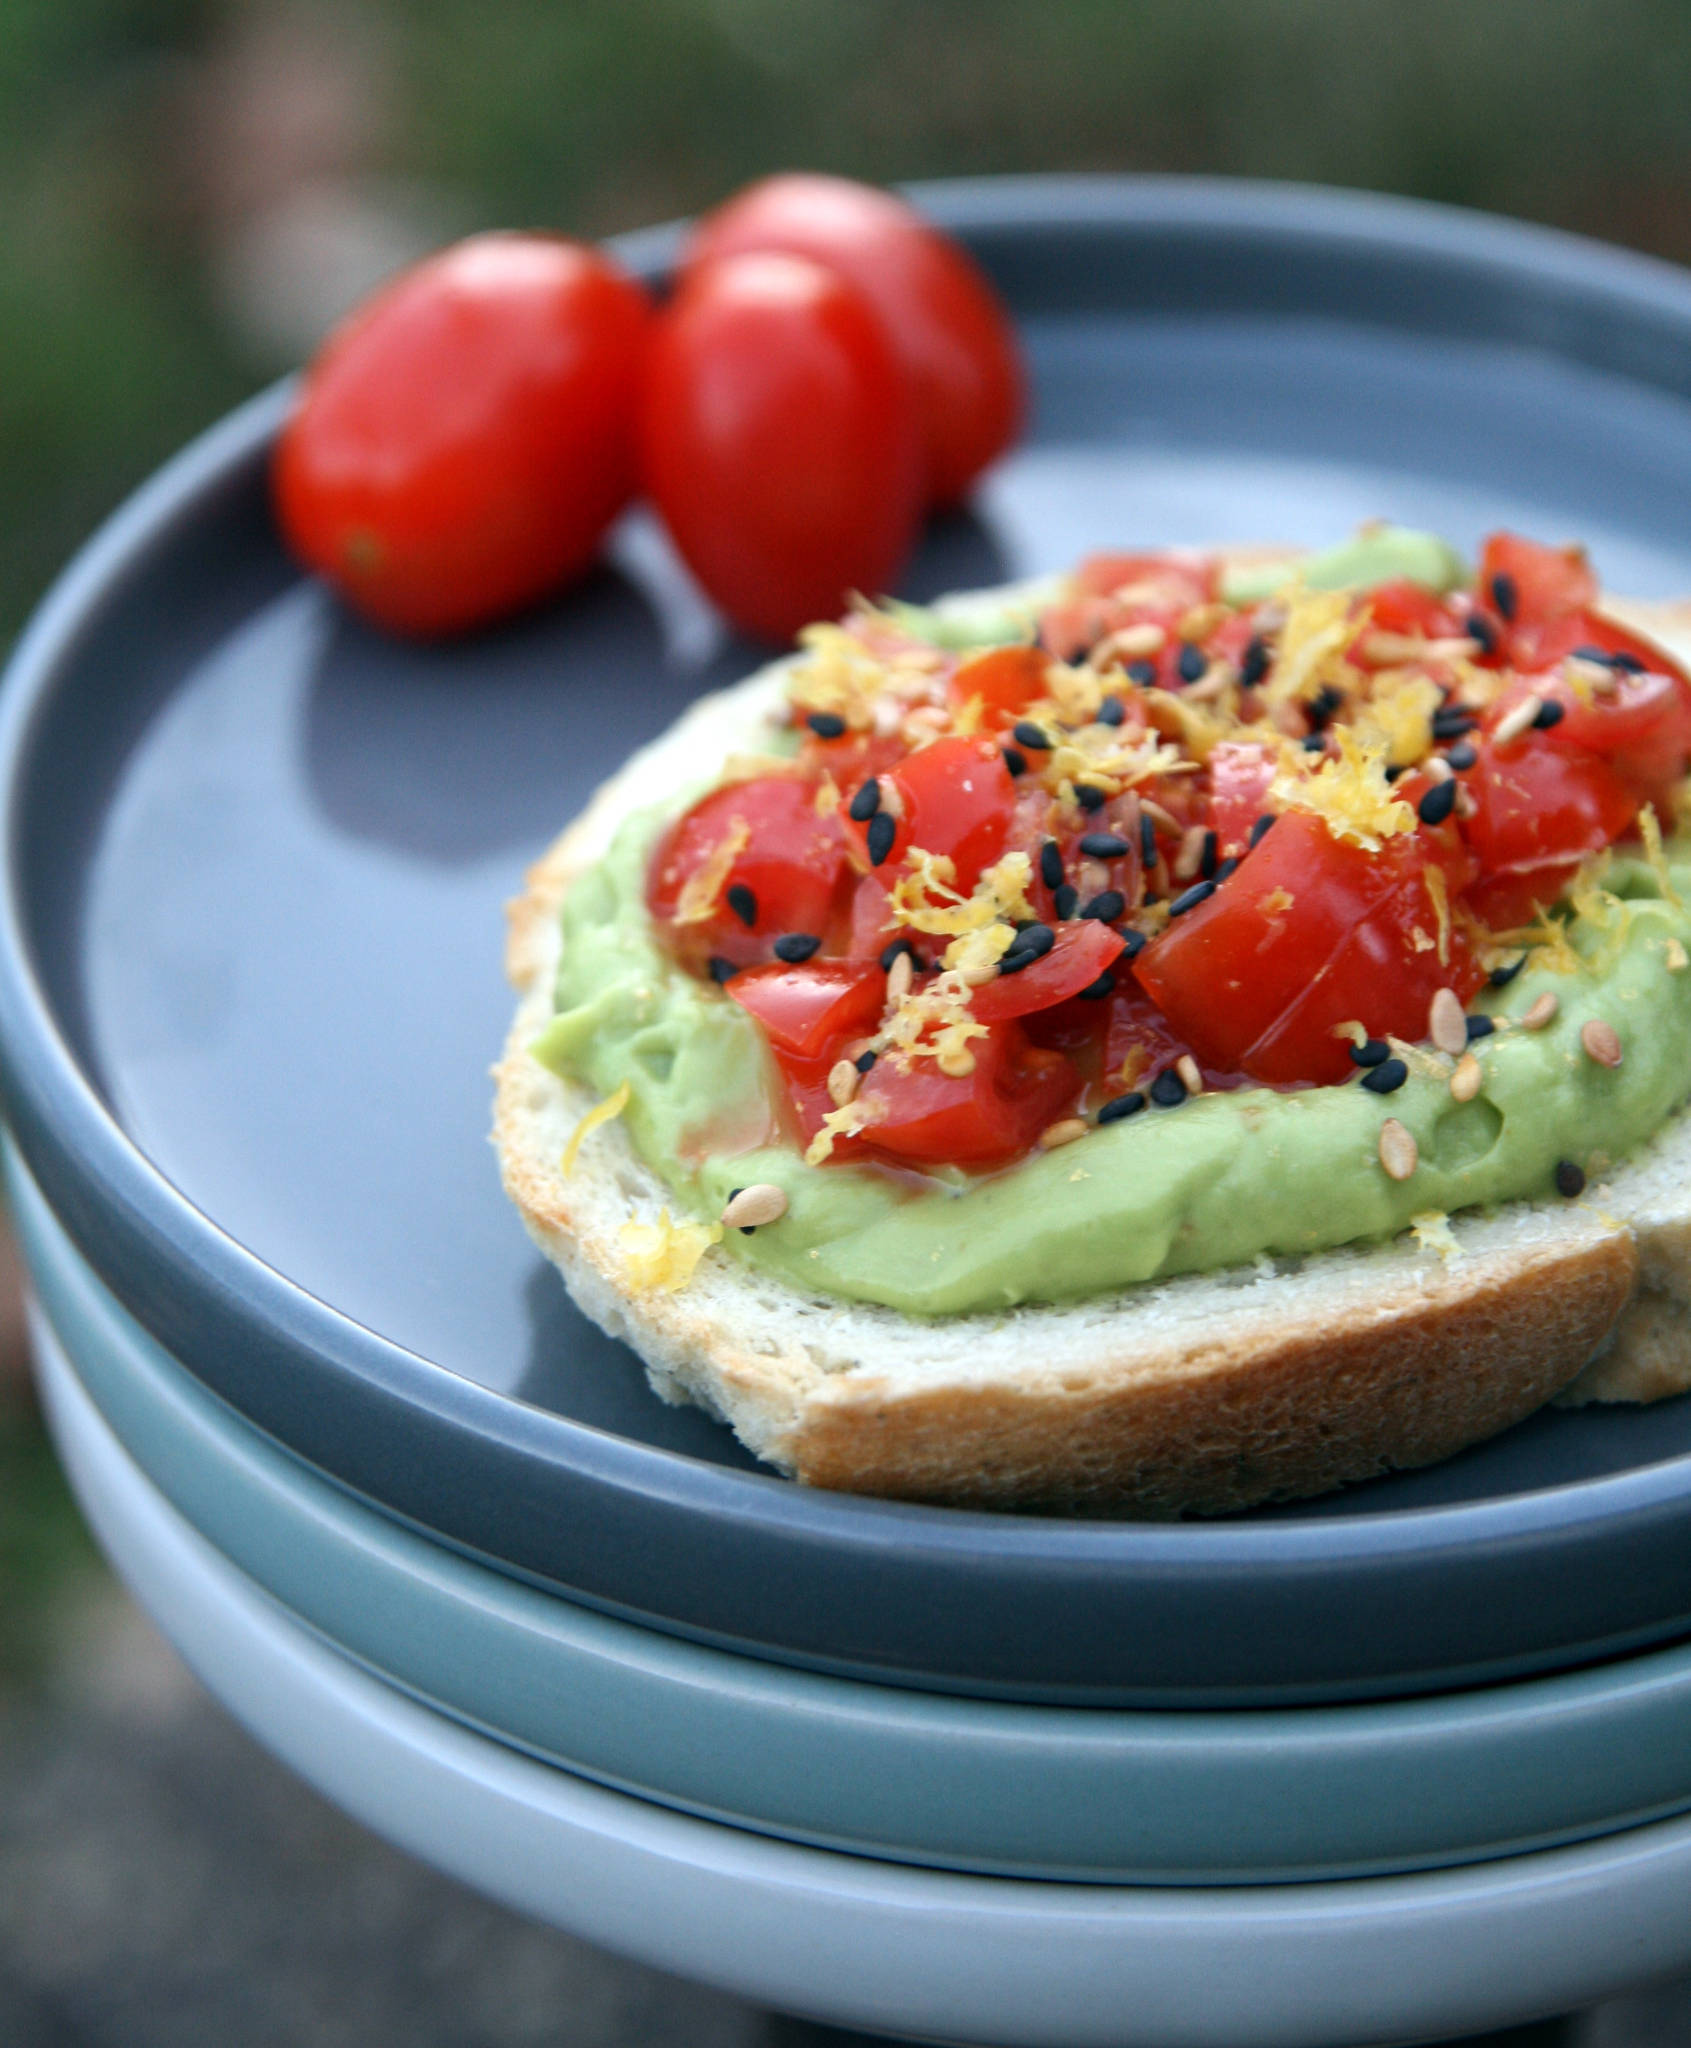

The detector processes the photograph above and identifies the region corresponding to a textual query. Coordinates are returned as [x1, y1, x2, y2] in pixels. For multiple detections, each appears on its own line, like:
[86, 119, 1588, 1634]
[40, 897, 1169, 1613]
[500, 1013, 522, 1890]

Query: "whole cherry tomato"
[642, 250, 923, 642]
[681, 173, 1023, 508]
[274, 233, 652, 636]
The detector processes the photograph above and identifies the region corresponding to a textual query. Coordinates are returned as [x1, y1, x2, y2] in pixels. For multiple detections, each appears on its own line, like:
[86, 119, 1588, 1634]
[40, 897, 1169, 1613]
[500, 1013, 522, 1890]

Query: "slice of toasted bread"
[493, 592, 1691, 1517]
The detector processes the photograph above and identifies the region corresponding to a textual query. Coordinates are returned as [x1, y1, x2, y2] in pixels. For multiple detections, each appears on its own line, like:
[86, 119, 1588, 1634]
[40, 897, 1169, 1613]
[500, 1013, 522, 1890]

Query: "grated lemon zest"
[1423, 864, 1452, 966]
[1270, 728, 1414, 850]
[1410, 1211, 1462, 1263]
[1639, 806, 1682, 907]
[618, 1209, 722, 1292]
[1260, 588, 1359, 710]
[674, 816, 749, 924]
[805, 1095, 883, 1165]
[812, 774, 841, 818]
[1355, 671, 1441, 768]
[561, 1081, 631, 1175]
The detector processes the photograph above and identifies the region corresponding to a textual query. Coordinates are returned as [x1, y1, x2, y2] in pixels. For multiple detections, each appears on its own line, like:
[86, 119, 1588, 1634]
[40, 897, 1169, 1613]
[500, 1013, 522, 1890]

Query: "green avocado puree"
[527, 528, 1691, 1316]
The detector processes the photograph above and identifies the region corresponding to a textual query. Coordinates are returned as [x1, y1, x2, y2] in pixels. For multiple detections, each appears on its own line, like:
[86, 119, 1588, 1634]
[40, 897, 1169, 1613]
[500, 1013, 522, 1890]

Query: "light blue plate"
[19, 1138, 1691, 1885]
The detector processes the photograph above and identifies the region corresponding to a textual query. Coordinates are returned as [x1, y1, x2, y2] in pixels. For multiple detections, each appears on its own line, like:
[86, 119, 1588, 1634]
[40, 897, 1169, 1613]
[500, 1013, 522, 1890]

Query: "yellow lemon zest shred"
[560, 1081, 631, 1175]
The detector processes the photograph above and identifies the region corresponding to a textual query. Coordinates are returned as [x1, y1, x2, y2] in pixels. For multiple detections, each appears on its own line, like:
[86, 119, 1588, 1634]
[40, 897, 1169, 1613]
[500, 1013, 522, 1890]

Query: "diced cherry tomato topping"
[648, 776, 849, 969]
[1359, 579, 1466, 644]
[844, 734, 1013, 894]
[947, 644, 1050, 727]
[1134, 812, 1482, 1085]
[1207, 740, 1278, 858]
[1460, 734, 1638, 927]
[852, 1022, 1078, 1167]
[970, 920, 1127, 1024]
[726, 959, 884, 1060]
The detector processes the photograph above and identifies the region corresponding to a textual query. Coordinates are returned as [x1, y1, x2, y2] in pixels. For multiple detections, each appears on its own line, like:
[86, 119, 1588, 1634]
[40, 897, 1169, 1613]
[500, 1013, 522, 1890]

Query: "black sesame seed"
[1081, 889, 1126, 922]
[1489, 954, 1527, 988]
[1097, 694, 1127, 727]
[1417, 778, 1458, 826]
[1611, 651, 1646, 674]
[1432, 705, 1478, 739]
[1116, 927, 1147, 961]
[1053, 883, 1079, 920]
[1305, 683, 1344, 732]
[1445, 740, 1478, 771]
[1573, 645, 1617, 667]
[1176, 641, 1206, 684]
[1079, 831, 1132, 859]
[707, 956, 739, 984]
[1140, 815, 1158, 867]
[1199, 828, 1218, 880]
[1214, 856, 1239, 882]
[1149, 1067, 1189, 1108]
[1555, 1160, 1586, 1198]
[1001, 745, 1027, 778]
[1533, 698, 1566, 731]
[866, 811, 897, 866]
[1301, 732, 1328, 753]
[773, 932, 820, 963]
[1465, 1014, 1496, 1042]
[1098, 1090, 1147, 1123]
[726, 882, 758, 928]
[1468, 611, 1499, 656]
[1350, 1038, 1391, 1067]
[1384, 764, 1407, 782]
[806, 711, 847, 739]
[1012, 720, 1053, 751]
[1240, 634, 1271, 688]
[1040, 839, 1065, 890]
[1360, 1057, 1409, 1094]
[1011, 921, 1055, 959]
[1075, 783, 1107, 811]
[880, 938, 918, 972]
[1126, 659, 1158, 688]
[1249, 813, 1276, 848]
[1489, 571, 1519, 622]
[854, 1048, 878, 1073]
[1077, 970, 1116, 1000]
[726, 1186, 758, 1235]
[848, 778, 881, 823]
[1169, 879, 1217, 917]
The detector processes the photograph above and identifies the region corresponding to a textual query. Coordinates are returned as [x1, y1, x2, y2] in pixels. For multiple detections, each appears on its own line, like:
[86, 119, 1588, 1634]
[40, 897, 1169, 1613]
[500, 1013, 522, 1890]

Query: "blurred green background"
[8, 0, 1691, 1680]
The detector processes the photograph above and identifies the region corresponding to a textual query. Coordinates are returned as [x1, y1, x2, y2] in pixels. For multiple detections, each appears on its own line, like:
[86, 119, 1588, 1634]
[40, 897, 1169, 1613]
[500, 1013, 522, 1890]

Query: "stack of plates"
[10, 179, 1691, 2047]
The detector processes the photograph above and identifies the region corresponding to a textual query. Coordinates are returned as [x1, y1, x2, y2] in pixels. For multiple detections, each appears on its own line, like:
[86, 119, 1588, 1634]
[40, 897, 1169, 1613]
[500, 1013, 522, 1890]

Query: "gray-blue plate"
[23, 1142, 1691, 1884]
[8, 177, 1691, 1705]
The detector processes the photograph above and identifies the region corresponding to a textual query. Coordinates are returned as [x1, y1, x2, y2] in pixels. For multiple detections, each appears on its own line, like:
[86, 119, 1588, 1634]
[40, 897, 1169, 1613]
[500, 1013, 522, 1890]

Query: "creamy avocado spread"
[529, 530, 1691, 1316]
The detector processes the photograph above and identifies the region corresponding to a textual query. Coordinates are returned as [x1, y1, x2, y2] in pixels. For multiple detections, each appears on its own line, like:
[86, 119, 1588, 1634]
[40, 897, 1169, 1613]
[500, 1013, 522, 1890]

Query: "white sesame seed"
[1379, 1118, 1418, 1181]
[1175, 825, 1209, 881]
[1450, 1052, 1482, 1103]
[1428, 987, 1468, 1056]
[937, 1046, 977, 1079]
[1038, 1117, 1089, 1150]
[1493, 695, 1543, 747]
[827, 1058, 860, 1108]
[720, 1183, 788, 1229]
[1521, 991, 1559, 1030]
[886, 950, 914, 1005]
[1423, 755, 1454, 784]
[1454, 785, 1477, 819]
[1177, 1053, 1204, 1095]
[1580, 1017, 1623, 1069]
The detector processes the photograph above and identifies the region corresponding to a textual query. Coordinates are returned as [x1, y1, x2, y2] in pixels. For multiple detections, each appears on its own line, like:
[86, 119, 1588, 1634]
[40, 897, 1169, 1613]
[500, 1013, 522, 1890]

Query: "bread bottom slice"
[494, 601, 1691, 1517]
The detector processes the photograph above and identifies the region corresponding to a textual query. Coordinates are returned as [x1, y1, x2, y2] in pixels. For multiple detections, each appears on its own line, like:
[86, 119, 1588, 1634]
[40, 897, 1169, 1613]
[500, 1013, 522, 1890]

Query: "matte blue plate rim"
[20, 1139, 1691, 1886]
[9, 177, 1691, 1702]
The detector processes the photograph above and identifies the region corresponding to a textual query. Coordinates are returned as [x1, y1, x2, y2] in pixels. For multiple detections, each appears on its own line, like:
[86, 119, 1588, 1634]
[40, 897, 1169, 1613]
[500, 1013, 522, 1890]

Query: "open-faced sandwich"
[495, 526, 1691, 1514]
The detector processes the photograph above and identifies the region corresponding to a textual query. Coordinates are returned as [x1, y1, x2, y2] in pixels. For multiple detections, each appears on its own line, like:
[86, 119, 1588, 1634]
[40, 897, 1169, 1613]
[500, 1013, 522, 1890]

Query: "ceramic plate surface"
[9, 178, 1691, 1703]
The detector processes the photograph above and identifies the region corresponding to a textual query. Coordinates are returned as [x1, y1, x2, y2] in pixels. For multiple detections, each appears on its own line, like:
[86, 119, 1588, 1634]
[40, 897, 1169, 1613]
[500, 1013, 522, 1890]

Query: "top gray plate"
[7, 177, 1691, 1706]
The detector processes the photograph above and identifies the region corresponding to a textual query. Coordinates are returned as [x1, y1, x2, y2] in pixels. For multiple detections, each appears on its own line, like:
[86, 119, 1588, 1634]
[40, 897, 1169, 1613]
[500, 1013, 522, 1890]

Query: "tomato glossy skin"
[1135, 813, 1481, 1084]
[727, 959, 883, 1059]
[648, 776, 849, 969]
[1207, 740, 1277, 858]
[854, 1025, 1078, 1167]
[1360, 578, 1465, 643]
[948, 644, 1050, 727]
[1478, 532, 1597, 668]
[844, 735, 1014, 894]
[970, 920, 1126, 1024]
[274, 234, 651, 636]
[682, 173, 1023, 508]
[642, 251, 923, 642]
[1460, 735, 1637, 927]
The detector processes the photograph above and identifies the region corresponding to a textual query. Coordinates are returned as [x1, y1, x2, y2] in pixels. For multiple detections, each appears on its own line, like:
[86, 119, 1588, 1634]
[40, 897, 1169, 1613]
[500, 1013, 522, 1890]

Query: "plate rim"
[10, 175, 1691, 1701]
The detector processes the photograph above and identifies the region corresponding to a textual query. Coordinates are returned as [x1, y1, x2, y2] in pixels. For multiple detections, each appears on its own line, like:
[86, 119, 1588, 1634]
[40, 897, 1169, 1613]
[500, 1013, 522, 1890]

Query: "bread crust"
[493, 594, 1691, 1517]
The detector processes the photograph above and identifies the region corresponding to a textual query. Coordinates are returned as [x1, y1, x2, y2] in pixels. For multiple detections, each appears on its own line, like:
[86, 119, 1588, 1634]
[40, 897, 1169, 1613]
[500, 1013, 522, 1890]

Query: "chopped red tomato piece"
[648, 776, 849, 969]
[1134, 812, 1482, 1085]
[853, 1023, 1078, 1167]
[1461, 733, 1638, 928]
[1477, 532, 1599, 669]
[843, 734, 1013, 894]
[948, 644, 1050, 727]
[1359, 578, 1466, 644]
[970, 920, 1126, 1024]
[726, 959, 883, 1059]
[1206, 740, 1278, 858]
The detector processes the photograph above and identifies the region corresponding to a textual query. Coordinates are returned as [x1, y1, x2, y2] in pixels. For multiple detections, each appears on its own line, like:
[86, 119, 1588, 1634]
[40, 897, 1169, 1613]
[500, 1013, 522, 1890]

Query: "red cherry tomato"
[1134, 813, 1482, 1085]
[647, 776, 850, 970]
[1207, 740, 1278, 858]
[843, 735, 1014, 895]
[948, 644, 1050, 728]
[1460, 735, 1637, 928]
[853, 1023, 1078, 1167]
[970, 920, 1127, 1024]
[642, 251, 923, 642]
[726, 959, 884, 1059]
[274, 233, 651, 636]
[682, 173, 1023, 508]
[1360, 578, 1466, 642]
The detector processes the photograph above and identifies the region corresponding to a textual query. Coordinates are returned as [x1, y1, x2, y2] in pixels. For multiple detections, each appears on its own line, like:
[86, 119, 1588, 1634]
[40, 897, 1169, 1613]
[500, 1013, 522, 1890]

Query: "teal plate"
[18, 1139, 1691, 1887]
